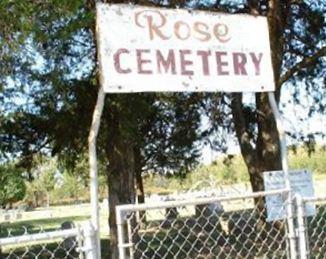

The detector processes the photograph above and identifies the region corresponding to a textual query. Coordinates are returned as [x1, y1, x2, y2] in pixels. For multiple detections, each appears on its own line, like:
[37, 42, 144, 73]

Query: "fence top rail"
[116, 189, 289, 214]
[302, 195, 326, 203]
[0, 228, 80, 247]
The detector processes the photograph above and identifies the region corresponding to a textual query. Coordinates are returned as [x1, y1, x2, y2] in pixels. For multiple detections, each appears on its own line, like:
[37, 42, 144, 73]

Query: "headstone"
[61, 221, 76, 250]
[16, 213, 22, 220]
[4, 214, 10, 222]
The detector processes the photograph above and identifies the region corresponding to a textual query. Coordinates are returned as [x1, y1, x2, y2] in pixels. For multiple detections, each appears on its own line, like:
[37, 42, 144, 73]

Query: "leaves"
[1, 0, 325, 175]
[0, 163, 26, 207]
[0, 0, 209, 177]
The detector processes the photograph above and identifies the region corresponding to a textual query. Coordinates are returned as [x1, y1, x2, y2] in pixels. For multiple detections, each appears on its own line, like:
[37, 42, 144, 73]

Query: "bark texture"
[134, 147, 145, 205]
[232, 0, 287, 206]
[232, 0, 289, 215]
[106, 134, 136, 259]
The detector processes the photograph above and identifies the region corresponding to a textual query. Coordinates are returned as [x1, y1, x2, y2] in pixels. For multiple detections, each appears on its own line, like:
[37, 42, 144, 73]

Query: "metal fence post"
[286, 193, 297, 259]
[268, 92, 297, 259]
[76, 224, 85, 259]
[82, 221, 97, 259]
[116, 207, 126, 259]
[127, 217, 135, 259]
[88, 85, 105, 259]
[296, 195, 308, 259]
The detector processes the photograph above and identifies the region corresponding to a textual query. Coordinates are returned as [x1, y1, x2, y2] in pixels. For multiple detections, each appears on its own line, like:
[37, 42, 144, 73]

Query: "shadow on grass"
[100, 238, 110, 259]
[0, 238, 111, 259]
[130, 208, 288, 259]
[0, 240, 82, 258]
[0, 216, 92, 259]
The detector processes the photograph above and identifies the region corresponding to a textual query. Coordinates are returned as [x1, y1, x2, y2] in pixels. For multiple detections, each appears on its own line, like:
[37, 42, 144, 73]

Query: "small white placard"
[263, 169, 315, 221]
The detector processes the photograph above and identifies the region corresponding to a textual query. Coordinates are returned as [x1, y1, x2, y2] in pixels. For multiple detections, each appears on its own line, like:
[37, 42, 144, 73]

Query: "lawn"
[0, 203, 112, 258]
[1, 179, 325, 258]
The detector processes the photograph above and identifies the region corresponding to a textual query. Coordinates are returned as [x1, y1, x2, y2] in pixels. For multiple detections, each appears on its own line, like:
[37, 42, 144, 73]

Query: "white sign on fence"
[96, 4, 275, 93]
[264, 169, 315, 221]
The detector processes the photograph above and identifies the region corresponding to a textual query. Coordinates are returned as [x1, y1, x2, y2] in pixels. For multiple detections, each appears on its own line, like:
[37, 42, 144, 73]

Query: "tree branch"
[247, 0, 260, 15]
[279, 46, 326, 87]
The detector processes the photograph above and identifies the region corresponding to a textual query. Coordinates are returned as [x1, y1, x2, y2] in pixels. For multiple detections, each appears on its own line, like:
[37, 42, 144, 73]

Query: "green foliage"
[0, 4, 325, 246]
[24, 181, 41, 207]
[24, 156, 57, 206]
[143, 154, 249, 194]
[144, 146, 326, 194]
[21, 154, 107, 206]
[1, 1, 324, 174]
[182, 154, 249, 187]
[0, 0, 206, 179]
[19, 146, 326, 204]
[38, 158, 57, 192]
[289, 146, 326, 178]
[55, 171, 84, 200]
[0, 163, 26, 207]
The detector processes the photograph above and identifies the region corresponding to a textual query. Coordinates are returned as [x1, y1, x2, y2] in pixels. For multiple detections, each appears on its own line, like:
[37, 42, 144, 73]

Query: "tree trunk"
[231, 2, 290, 235]
[231, 92, 281, 232]
[231, 93, 266, 211]
[134, 147, 145, 205]
[106, 135, 136, 259]
[46, 192, 50, 207]
[135, 170, 145, 204]
[232, 0, 286, 200]
[134, 147, 147, 228]
[232, 94, 282, 209]
[34, 191, 39, 207]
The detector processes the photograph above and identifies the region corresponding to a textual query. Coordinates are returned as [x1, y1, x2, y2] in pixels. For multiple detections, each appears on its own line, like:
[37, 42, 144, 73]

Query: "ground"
[1, 177, 325, 258]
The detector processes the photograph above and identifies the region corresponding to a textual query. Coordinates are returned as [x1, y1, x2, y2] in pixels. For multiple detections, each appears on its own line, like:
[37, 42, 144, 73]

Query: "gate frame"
[296, 195, 326, 259]
[116, 189, 290, 259]
[0, 220, 96, 259]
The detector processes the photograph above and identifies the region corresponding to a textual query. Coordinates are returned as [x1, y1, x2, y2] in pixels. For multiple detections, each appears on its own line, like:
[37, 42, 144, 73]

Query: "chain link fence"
[117, 189, 291, 259]
[300, 196, 326, 259]
[0, 220, 96, 259]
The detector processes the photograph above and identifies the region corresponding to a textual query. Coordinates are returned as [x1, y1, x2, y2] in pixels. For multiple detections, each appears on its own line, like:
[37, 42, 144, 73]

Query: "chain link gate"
[0, 221, 97, 259]
[296, 195, 326, 259]
[116, 189, 294, 259]
[116, 191, 326, 259]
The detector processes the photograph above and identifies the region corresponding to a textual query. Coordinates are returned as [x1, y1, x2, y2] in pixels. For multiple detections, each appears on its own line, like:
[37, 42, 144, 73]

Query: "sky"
[2, 0, 325, 166]
[200, 84, 326, 165]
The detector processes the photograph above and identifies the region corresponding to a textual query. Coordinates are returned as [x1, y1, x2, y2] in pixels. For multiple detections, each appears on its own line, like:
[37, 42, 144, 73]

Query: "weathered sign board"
[96, 4, 275, 93]
[264, 169, 315, 221]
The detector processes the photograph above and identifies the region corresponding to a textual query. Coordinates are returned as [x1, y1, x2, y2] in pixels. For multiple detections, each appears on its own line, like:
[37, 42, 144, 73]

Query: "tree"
[0, 1, 206, 257]
[210, 0, 325, 210]
[0, 163, 26, 208]
[0, 0, 324, 258]
[34, 157, 57, 207]
[60, 171, 84, 200]
[23, 156, 57, 207]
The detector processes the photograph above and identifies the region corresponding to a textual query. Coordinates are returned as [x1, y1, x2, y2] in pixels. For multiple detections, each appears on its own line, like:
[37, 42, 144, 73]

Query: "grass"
[128, 208, 288, 259]
[0, 206, 110, 258]
[1, 177, 326, 258]
[0, 216, 88, 238]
